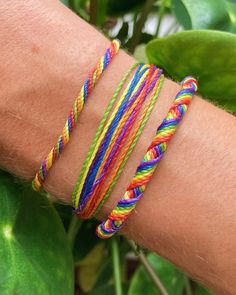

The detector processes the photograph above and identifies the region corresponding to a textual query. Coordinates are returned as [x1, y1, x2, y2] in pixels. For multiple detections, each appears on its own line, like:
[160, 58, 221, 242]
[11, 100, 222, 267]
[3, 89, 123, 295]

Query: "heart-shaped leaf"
[0, 172, 74, 295]
[146, 30, 236, 112]
[172, 0, 231, 30]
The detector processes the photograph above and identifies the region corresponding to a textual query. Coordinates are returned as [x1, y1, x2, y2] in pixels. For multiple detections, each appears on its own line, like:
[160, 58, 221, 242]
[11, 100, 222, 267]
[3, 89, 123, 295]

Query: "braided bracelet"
[32, 39, 120, 191]
[97, 76, 198, 239]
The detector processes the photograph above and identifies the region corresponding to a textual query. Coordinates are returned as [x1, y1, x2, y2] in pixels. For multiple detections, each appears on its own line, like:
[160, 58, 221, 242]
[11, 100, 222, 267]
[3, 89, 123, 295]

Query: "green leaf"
[88, 259, 113, 294]
[89, 283, 115, 295]
[89, 282, 128, 295]
[107, 0, 145, 16]
[134, 44, 149, 63]
[92, 258, 113, 289]
[0, 172, 74, 295]
[128, 253, 185, 295]
[96, 0, 108, 27]
[73, 219, 103, 264]
[54, 202, 73, 231]
[77, 243, 105, 292]
[60, 0, 69, 6]
[226, 0, 236, 25]
[225, 0, 236, 32]
[193, 284, 213, 295]
[228, 24, 236, 33]
[69, 0, 90, 21]
[172, 0, 231, 30]
[146, 30, 236, 112]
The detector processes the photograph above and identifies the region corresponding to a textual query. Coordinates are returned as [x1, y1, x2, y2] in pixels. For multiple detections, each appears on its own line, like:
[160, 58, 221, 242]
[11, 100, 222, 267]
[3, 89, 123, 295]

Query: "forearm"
[0, 1, 235, 294]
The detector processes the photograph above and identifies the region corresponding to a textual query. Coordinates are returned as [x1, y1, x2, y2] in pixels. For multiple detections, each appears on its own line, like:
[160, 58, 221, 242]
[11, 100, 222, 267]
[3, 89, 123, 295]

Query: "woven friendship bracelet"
[32, 40, 120, 191]
[96, 76, 198, 239]
[73, 64, 164, 219]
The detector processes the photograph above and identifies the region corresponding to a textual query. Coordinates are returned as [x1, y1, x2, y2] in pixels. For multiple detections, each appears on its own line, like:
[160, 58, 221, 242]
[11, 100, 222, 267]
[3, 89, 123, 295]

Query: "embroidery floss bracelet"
[78, 67, 163, 219]
[81, 69, 164, 219]
[96, 76, 198, 239]
[94, 73, 164, 218]
[72, 63, 147, 208]
[73, 63, 151, 209]
[32, 39, 121, 191]
[77, 65, 156, 211]
[73, 64, 163, 219]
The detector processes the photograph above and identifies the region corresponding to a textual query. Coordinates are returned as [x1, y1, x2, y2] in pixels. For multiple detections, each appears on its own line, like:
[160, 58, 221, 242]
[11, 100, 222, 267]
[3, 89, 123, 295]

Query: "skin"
[0, 1, 235, 294]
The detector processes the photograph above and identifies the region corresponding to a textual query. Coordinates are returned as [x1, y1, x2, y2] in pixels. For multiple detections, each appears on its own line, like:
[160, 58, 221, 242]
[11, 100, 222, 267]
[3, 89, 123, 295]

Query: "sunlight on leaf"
[172, 0, 231, 30]
[0, 172, 74, 295]
[147, 30, 236, 112]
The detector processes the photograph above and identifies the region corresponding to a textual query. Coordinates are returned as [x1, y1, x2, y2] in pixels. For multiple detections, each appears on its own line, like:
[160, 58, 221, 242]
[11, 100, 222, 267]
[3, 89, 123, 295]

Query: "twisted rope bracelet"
[96, 76, 198, 239]
[32, 40, 120, 191]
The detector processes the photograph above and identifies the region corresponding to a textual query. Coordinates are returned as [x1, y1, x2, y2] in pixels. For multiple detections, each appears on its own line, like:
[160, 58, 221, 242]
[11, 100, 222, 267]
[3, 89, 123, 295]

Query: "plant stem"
[128, 0, 155, 53]
[90, 0, 98, 25]
[155, 0, 166, 36]
[67, 215, 83, 249]
[128, 240, 169, 295]
[111, 237, 123, 295]
[185, 276, 192, 295]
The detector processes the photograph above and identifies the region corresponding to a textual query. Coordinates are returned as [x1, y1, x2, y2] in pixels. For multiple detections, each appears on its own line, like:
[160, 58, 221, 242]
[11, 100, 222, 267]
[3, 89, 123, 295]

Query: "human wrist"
[0, 0, 179, 210]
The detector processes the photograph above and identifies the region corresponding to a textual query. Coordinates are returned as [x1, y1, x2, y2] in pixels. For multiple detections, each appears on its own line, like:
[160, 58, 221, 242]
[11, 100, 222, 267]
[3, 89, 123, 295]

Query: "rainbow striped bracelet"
[32, 40, 120, 191]
[96, 76, 198, 239]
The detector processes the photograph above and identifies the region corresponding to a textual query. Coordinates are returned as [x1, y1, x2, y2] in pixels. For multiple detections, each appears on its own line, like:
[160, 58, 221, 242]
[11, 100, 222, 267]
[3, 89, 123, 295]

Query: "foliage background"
[1, 0, 235, 294]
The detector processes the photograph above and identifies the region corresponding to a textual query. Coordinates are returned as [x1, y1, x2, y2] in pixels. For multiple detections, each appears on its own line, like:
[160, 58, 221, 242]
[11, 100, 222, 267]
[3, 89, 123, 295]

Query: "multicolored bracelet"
[32, 40, 120, 191]
[73, 63, 164, 219]
[94, 70, 164, 218]
[31, 36, 198, 241]
[96, 76, 198, 239]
